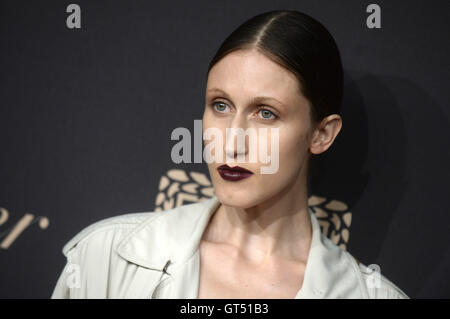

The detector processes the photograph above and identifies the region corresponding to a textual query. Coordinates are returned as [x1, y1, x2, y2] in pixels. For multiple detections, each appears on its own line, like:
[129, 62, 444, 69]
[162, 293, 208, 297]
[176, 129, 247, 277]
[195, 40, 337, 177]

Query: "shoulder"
[61, 210, 160, 257]
[320, 234, 410, 299]
[350, 255, 410, 299]
[60, 199, 208, 257]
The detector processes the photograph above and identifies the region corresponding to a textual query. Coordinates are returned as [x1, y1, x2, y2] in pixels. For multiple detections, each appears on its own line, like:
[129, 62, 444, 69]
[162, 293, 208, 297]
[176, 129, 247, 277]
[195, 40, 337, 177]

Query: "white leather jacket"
[51, 195, 409, 299]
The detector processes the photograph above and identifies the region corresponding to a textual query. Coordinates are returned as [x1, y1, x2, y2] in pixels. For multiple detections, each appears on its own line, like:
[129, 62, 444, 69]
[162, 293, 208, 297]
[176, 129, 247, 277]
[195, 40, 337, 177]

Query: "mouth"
[217, 164, 254, 181]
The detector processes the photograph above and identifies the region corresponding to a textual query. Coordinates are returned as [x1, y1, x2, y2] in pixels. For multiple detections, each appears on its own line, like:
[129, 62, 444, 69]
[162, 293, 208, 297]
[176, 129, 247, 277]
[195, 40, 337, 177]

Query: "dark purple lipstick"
[217, 164, 254, 181]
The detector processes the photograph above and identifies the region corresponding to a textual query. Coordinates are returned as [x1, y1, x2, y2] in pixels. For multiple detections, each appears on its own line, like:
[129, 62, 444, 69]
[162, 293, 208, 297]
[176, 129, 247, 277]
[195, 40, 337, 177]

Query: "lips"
[217, 164, 254, 181]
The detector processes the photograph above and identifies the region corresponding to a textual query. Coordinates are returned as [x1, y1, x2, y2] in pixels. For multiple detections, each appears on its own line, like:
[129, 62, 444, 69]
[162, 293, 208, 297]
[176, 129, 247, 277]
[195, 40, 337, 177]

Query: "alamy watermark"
[65, 263, 81, 289]
[171, 120, 279, 174]
[363, 263, 382, 289]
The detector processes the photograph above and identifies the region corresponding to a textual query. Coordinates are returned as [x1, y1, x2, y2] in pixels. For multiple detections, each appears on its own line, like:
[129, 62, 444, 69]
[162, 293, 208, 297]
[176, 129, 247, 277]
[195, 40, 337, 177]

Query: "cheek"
[276, 127, 309, 171]
[202, 108, 227, 131]
[202, 113, 227, 164]
[202, 109, 211, 133]
[202, 111, 217, 141]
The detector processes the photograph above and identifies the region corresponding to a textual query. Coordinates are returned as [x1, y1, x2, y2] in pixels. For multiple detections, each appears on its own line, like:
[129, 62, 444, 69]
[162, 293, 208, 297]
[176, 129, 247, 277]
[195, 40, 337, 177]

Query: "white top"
[51, 195, 409, 299]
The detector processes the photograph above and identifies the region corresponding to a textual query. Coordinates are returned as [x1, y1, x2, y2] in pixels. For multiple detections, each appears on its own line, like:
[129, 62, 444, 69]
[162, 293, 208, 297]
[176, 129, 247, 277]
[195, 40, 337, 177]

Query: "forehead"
[206, 49, 301, 101]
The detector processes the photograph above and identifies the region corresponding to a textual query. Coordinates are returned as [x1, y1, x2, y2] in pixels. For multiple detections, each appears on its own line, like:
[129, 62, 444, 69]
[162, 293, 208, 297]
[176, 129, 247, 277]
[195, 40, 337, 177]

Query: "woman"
[51, 10, 409, 299]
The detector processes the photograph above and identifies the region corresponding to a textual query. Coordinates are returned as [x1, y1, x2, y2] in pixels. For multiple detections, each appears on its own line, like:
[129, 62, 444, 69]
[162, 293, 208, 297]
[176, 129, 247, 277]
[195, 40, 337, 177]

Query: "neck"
[202, 176, 312, 265]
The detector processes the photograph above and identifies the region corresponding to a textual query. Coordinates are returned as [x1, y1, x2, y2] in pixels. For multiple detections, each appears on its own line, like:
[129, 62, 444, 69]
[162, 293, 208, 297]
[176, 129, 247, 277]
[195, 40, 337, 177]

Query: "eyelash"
[210, 101, 278, 120]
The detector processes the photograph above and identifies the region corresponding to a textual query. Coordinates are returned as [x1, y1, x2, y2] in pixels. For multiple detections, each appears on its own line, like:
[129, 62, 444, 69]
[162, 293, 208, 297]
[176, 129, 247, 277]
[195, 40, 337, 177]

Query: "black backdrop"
[1, 0, 450, 298]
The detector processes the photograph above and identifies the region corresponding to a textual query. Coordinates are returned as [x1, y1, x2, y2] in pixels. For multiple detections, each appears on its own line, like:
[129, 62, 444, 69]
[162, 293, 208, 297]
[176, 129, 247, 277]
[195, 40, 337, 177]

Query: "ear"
[309, 114, 342, 155]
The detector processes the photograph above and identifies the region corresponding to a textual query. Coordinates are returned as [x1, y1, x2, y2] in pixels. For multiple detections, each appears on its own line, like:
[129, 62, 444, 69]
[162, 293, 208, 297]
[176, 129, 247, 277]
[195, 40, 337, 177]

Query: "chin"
[214, 185, 264, 209]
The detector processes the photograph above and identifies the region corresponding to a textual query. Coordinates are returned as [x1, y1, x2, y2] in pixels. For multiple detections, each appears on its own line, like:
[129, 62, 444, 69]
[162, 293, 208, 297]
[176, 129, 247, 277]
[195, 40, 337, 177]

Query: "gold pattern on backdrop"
[0, 207, 49, 250]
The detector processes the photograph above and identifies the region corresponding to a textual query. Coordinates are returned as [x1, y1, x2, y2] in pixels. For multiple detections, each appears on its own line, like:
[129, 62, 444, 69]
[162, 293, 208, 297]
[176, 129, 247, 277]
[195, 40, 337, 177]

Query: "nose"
[224, 115, 249, 162]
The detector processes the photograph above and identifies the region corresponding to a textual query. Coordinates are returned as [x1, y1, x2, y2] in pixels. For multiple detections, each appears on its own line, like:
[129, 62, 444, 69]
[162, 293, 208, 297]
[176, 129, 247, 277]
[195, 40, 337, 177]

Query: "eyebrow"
[206, 88, 287, 109]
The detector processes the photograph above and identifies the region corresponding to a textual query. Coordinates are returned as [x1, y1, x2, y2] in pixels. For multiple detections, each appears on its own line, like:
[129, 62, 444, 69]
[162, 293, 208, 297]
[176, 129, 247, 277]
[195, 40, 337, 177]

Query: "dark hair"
[206, 10, 343, 124]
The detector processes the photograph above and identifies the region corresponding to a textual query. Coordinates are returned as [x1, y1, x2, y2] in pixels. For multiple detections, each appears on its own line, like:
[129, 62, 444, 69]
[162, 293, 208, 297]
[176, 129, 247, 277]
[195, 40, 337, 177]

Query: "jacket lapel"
[115, 196, 220, 298]
[295, 207, 368, 298]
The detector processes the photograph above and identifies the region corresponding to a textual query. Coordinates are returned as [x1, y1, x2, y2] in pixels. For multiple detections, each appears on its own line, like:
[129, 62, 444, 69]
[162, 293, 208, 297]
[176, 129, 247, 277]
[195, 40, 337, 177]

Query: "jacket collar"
[116, 196, 220, 272]
[116, 195, 365, 298]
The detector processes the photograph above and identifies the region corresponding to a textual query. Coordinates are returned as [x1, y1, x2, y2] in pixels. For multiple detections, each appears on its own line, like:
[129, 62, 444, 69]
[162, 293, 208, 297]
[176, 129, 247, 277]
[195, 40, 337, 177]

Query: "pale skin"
[199, 48, 342, 298]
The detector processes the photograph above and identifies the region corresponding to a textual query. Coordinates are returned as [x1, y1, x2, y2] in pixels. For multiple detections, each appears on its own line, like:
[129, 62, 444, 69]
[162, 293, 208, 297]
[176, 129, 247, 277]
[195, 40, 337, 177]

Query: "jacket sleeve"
[50, 222, 136, 299]
[50, 261, 70, 298]
[365, 275, 410, 299]
[50, 247, 80, 299]
[376, 278, 410, 299]
[357, 261, 410, 299]
[49, 212, 157, 299]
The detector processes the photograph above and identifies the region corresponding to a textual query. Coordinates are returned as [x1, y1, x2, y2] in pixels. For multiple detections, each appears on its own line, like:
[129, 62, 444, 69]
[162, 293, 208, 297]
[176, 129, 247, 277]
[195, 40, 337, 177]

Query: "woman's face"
[202, 48, 314, 208]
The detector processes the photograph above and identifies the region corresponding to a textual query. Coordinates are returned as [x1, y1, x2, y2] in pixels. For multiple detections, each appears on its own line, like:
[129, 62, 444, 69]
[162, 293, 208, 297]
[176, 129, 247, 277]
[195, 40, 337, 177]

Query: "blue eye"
[258, 109, 277, 120]
[213, 102, 229, 113]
